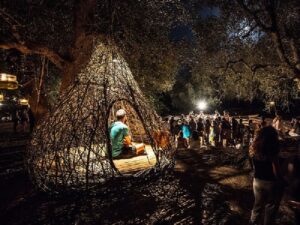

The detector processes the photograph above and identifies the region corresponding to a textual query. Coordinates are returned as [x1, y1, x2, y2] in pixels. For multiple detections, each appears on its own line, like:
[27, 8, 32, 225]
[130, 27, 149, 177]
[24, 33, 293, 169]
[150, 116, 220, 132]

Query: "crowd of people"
[169, 110, 258, 149]
[249, 123, 300, 225]
[168, 110, 300, 225]
[168, 110, 300, 150]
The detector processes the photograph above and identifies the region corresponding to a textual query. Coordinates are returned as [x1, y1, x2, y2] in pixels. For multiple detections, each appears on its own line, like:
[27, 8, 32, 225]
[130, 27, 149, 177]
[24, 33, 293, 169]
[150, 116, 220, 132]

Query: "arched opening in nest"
[109, 100, 157, 174]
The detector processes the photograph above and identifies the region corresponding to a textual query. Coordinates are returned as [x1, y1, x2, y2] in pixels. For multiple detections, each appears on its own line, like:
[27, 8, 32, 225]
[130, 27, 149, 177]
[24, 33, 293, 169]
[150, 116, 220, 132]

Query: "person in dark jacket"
[249, 126, 286, 225]
[231, 117, 239, 145]
[288, 153, 300, 225]
[27, 107, 35, 133]
[221, 117, 231, 147]
[197, 118, 205, 146]
[204, 118, 211, 145]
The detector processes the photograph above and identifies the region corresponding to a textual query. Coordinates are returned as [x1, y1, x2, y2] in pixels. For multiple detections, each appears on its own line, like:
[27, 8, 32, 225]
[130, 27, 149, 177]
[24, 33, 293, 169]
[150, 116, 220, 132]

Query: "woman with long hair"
[249, 126, 285, 225]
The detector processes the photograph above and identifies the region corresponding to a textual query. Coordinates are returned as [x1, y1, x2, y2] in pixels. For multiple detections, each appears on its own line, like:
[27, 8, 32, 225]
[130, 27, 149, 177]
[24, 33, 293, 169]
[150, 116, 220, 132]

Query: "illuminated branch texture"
[27, 39, 175, 192]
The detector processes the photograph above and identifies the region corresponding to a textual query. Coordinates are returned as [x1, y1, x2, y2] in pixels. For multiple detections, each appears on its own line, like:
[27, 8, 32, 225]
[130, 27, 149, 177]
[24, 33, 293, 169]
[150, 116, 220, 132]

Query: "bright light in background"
[197, 100, 207, 110]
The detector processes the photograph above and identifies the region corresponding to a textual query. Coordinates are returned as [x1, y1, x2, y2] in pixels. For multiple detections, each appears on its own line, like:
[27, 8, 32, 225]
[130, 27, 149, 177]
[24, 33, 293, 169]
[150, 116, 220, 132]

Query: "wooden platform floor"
[113, 145, 157, 174]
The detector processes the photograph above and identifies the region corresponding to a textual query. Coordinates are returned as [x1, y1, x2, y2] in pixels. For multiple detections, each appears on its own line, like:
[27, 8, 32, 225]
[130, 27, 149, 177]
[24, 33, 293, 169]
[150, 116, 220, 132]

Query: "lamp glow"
[269, 101, 275, 106]
[197, 100, 207, 110]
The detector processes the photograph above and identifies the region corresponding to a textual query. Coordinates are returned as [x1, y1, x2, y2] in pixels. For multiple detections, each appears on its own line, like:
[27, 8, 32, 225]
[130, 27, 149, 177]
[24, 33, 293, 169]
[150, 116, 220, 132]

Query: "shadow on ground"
[0, 142, 296, 225]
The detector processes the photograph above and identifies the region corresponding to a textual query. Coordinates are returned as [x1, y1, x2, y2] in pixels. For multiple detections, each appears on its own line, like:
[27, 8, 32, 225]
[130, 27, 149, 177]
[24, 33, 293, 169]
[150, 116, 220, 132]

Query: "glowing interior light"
[269, 101, 275, 106]
[197, 100, 207, 110]
[0, 94, 3, 101]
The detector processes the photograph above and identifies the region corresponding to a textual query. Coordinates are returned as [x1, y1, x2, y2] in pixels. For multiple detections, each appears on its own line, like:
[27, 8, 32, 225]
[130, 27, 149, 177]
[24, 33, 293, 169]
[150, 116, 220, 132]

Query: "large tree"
[175, 0, 300, 111]
[1, 0, 299, 113]
[0, 0, 186, 94]
[234, 0, 300, 79]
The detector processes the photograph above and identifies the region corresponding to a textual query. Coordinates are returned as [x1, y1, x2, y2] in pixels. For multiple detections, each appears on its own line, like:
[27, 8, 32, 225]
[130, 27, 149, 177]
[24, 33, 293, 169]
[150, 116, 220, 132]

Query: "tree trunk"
[60, 0, 98, 92]
[60, 35, 96, 91]
[35, 56, 46, 113]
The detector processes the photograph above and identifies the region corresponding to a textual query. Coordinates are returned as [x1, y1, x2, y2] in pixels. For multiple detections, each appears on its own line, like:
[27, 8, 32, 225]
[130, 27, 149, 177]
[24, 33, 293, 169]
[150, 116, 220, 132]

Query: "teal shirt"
[110, 121, 129, 157]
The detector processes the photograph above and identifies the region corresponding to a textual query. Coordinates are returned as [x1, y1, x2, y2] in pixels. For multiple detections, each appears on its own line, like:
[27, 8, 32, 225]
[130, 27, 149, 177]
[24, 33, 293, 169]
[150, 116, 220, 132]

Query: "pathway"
[174, 144, 253, 224]
[0, 137, 297, 225]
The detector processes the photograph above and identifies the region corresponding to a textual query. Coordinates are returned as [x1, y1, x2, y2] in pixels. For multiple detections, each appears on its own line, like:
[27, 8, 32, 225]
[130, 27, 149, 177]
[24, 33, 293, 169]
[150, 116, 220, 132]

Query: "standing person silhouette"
[27, 106, 35, 133]
[249, 126, 286, 225]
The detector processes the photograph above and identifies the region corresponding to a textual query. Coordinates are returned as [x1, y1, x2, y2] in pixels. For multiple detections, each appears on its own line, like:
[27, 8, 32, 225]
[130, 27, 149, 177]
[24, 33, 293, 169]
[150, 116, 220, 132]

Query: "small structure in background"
[0, 73, 30, 133]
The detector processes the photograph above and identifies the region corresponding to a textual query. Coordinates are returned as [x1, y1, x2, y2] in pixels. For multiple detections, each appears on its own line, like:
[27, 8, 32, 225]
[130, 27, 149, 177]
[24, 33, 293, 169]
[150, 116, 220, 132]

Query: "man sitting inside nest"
[110, 109, 146, 159]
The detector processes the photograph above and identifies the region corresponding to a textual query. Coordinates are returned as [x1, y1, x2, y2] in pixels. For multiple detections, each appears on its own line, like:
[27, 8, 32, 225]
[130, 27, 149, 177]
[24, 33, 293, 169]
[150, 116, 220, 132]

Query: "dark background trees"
[0, 0, 187, 115]
[0, 0, 299, 116]
[167, 0, 300, 114]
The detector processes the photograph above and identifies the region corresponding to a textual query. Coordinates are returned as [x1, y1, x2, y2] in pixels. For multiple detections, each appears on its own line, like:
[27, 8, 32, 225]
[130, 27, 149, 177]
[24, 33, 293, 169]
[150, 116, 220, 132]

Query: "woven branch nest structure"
[27, 40, 175, 192]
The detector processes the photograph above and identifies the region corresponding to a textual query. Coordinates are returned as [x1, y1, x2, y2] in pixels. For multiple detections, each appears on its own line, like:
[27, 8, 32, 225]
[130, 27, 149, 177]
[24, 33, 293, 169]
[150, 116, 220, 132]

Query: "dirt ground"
[0, 140, 296, 225]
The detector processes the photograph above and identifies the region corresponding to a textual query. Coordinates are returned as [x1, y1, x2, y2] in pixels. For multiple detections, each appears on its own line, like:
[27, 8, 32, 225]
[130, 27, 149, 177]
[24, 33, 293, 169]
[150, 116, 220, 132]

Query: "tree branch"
[290, 38, 300, 66]
[0, 42, 68, 69]
[0, 8, 69, 69]
[221, 59, 285, 76]
[236, 0, 271, 31]
[223, 59, 251, 73]
[0, 9, 24, 43]
[241, 23, 258, 39]
[236, 0, 300, 79]
[251, 63, 280, 72]
[270, 32, 294, 67]
[20, 78, 34, 88]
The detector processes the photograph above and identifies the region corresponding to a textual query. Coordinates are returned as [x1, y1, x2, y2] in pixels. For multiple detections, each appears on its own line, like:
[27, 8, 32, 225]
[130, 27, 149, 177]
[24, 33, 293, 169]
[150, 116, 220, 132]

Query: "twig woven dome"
[27, 40, 175, 192]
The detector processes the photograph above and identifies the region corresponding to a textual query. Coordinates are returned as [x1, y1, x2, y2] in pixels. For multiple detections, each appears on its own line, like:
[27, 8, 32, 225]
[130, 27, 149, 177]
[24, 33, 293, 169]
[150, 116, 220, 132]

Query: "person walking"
[249, 126, 286, 225]
[189, 117, 197, 133]
[204, 118, 211, 145]
[221, 117, 231, 147]
[189, 117, 198, 144]
[169, 116, 176, 140]
[231, 117, 239, 145]
[288, 152, 300, 225]
[237, 118, 245, 145]
[197, 117, 205, 147]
